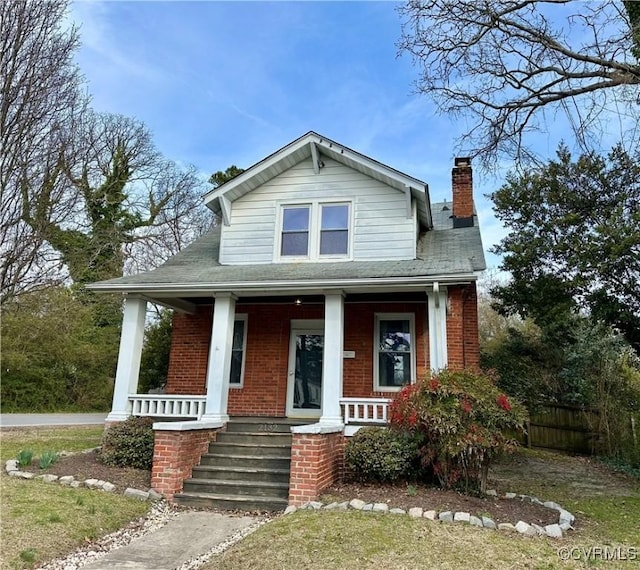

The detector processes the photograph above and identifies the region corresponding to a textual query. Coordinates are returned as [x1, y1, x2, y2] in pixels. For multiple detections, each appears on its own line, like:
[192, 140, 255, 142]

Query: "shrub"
[100, 416, 154, 470]
[390, 369, 528, 492]
[344, 426, 418, 483]
[16, 449, 34, 467]
[38, 450, 59, 469]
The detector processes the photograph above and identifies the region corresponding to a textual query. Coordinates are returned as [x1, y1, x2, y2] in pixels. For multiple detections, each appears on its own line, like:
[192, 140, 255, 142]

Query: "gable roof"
[204, 131, 433, 230]
[87, 203, 485, 295]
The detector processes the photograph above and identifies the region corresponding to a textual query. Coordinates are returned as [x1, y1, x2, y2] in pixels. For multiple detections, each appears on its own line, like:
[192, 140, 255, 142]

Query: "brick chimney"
[452, 157, 474, 228]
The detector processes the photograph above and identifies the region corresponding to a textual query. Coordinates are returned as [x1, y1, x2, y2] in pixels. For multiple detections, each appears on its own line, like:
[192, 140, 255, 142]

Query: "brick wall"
[151, 427, 219, 500]
[166, 306, 212, 395]
[452, 157, 474, 220]
[446, 284, 480, 370]
[288, 431, 345, 505]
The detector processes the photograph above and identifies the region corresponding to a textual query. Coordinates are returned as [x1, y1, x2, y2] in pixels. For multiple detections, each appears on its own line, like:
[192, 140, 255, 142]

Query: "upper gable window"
[281, 206, 310, 256]
[320, 204, 349, 255]
[278, 202, 351, 261]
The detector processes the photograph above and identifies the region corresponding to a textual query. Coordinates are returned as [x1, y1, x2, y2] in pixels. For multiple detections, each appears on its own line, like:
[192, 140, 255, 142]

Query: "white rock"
[362, 503, 373, 511]
[70, 481, 81, 488]
[438, 511, 453, 522]
[349, 498, 366, 510]
[543, 501, 561, 510]
[423, 510, 437, 520]
[469, 515, 483, 527]
[515, 521, 537, 536]
[5, 460, 19, 473]
[308, 501, 323, 510]
[558, 509, 575, 524]
[41, 474, 59, 483]
[504, 492, 517, 499]
[390, 508, 406, 515]
[559, 522, 572, 531]
[544, 523, 563, 538]
[17, 471, 34, 479]
[102, 482, 116, 493]
[84, 478, 99, 488]
[336, 501, 349, 510]
[454, 512, 470, 522]
[372, 503, 389, 513]
[124, 488, 149, 500]
[59, 475, 75, 485]
[148, 489, 163, 501]
[482, 516, 497, 529]
[284, 505, 297, 515]
[324, 502, 339, 510]
[498, 523, 516, 532]
[485, 489, 497, 497]
[408, 507, 423, 518]
[531, 523, 545, 536]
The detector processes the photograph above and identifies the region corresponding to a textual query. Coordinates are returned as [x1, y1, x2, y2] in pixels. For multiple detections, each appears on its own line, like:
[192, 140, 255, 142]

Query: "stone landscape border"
[4, 457, 159, 502]
[284, 490, 576, 539]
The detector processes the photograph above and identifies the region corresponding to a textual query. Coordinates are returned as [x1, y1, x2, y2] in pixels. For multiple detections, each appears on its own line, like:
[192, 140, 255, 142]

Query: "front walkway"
[80, 511, 259, 570]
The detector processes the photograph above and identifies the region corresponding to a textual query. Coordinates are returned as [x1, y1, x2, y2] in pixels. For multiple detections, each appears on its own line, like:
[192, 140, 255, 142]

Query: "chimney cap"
[454, 157, 471, 167]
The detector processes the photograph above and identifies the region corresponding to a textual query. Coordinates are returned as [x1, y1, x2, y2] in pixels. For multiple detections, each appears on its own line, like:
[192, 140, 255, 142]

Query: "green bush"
[16, 449, 34, 467]
[344, 427, 418, 483]
[38, 450, 59, 469]
[100, 417, 155, 470]
[390, 369, 528, 492]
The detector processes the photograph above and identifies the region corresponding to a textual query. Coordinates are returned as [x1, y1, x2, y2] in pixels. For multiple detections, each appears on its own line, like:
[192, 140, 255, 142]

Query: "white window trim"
[373, 313, 416, 392]
[275, 201, 353, 262]
[229, 314, 248, 388]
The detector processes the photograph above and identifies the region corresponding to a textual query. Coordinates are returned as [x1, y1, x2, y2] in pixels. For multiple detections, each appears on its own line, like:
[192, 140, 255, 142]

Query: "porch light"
[294, 298, 303, 305]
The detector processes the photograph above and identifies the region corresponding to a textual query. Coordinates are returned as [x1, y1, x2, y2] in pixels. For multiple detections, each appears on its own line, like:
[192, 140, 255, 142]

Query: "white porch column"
[200, 293, 236, 424]
[107, 296, 147, 422]
[427, 283, 448, 371]
[319, 292, 345, 425]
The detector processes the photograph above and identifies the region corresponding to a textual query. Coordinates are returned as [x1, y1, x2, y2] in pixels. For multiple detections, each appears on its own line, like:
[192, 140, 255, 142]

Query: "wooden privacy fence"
[524, 404, 599, 454]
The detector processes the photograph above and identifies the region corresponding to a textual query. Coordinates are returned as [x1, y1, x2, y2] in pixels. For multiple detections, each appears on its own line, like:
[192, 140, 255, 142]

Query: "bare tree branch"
[398, 0, 640, 168]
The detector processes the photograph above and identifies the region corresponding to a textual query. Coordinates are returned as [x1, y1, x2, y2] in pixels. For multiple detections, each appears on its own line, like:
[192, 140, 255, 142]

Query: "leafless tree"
[0, 0, 86, 301]
[398, 0, 640, 168]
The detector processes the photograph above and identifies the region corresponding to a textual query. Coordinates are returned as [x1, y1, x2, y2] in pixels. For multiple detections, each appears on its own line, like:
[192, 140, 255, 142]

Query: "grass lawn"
[205, 449, 640, 570]
[0, 426, 150, 570]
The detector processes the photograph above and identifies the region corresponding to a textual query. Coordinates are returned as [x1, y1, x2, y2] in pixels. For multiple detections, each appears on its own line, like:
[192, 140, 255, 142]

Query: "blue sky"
[66, 0, 593, 271]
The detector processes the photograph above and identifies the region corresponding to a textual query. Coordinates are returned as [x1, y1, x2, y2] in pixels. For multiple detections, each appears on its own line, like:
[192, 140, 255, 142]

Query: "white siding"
[219, 158, 416, 264]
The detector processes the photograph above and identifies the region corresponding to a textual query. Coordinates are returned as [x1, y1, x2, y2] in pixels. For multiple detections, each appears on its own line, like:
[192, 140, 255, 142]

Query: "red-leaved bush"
[389, 369, 528, 492]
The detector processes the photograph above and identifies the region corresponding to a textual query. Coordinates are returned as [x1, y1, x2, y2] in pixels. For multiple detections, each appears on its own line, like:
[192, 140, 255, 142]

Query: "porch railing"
[340, 397, 392, 425]
[129, 395, 207, 420]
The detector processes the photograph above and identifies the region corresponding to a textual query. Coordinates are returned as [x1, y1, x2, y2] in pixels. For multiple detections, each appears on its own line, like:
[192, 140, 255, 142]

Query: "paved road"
[0, 413, 107, 428]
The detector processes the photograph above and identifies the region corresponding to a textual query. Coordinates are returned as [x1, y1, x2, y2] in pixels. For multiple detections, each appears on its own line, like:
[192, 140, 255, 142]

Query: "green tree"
[491, 144, 640, 353]
[1, 287, 116, 412]
[209, 165, 244, 188]
[138, 309, 173, 394]
[398, 0, 640, 167]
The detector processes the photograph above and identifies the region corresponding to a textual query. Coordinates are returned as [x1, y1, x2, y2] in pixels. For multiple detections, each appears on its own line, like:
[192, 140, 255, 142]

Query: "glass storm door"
[287, 329, 324, 417]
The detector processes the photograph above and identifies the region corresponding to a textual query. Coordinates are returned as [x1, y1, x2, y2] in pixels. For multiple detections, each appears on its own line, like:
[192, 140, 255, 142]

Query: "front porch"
[105, 286, 477, 507]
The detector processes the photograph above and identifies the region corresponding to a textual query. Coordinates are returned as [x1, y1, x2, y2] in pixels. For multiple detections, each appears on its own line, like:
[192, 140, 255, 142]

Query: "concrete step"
[174, 491, 288, 512]
[182, 478, 289, 499]
[199, 453, 291, 470]
[216, 431, 293, 446]
[208, 442, 291, 457]
[225, 417, 308, 434]
[191, 465, 290, 483]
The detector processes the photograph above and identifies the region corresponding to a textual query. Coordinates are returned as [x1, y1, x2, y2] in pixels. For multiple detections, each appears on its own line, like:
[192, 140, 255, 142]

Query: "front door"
[287, 326, 324, 418]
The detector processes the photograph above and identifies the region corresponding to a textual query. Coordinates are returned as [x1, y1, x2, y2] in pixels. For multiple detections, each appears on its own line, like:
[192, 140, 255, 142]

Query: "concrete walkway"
[0, 413, 107, 428]
[81, 512, 258, 570]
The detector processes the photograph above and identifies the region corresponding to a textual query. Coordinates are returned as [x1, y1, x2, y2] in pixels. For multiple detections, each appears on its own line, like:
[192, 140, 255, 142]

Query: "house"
[89, 131, 485, 509]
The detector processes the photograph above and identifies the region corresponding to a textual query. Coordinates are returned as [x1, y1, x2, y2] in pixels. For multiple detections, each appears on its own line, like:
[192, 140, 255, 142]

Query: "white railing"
[341, 397, 392, 425]
[129, 395, 206, 420]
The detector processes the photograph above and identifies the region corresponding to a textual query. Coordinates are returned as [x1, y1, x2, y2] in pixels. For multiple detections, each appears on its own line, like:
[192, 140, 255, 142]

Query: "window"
[229, 316, 247, 386]
[320, 204, 349, 255]
[278, 202, 351, 260]
[281, 206, 310, 257]
[374, 314, 415, 391]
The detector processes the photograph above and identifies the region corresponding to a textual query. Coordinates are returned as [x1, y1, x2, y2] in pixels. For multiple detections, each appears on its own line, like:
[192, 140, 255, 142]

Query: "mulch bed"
[322, 481, 560, 525]
[23, 450, 151, 494]
[23, 452, 561, 525]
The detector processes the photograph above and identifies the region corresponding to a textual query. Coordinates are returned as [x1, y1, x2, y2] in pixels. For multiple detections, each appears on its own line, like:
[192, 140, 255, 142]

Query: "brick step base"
[174, 491, 288, 512]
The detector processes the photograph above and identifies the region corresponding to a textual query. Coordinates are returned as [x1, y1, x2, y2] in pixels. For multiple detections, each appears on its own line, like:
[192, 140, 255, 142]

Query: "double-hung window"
[374, 314, 415, 391]
[229, 315, 247, 387]
[278, 202, 350, 260]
